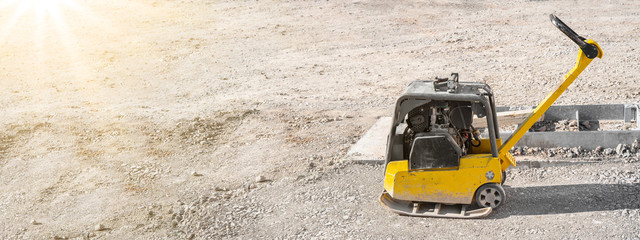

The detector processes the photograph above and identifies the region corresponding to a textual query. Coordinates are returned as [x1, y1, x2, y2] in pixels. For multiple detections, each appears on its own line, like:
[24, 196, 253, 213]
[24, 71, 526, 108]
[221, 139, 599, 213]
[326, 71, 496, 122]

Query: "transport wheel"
[475, 183, 506, 209]
[501, 171, 507, 185]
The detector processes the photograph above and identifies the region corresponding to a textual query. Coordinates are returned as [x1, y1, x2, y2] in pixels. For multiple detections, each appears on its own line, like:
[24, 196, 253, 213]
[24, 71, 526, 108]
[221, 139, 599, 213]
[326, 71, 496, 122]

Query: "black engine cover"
[409, 133, 461, 170]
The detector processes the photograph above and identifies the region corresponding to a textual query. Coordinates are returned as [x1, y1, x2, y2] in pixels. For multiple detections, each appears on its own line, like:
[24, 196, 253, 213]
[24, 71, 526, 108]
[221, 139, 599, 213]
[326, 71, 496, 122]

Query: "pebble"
[30, 219, 39, 225]
[571, 147, 581, 155]
[604, 148, 614, 155]
[616, 144, 627, 155]
[256, 175, 267, 183]
[95, 224, 107, 231]
[547, 150, 555, 157]
[243, 182, 256, 190]
[595, 146, 603, 153]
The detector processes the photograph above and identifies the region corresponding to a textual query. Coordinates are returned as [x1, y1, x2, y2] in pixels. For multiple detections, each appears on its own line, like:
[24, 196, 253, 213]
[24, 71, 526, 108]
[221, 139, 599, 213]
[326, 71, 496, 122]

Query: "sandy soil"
[1, 0, 639, 239]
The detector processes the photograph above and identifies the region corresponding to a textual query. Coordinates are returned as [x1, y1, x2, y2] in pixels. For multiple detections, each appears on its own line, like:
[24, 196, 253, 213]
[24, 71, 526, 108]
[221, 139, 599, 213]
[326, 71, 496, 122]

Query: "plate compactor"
[379, 15, 603, 218]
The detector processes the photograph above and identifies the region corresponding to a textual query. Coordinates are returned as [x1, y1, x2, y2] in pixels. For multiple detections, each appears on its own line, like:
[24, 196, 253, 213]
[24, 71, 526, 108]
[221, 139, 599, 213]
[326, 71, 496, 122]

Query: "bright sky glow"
[2, 0, 79, 18]
[0, 0, 84, 44]
[0, 0, 93, 87]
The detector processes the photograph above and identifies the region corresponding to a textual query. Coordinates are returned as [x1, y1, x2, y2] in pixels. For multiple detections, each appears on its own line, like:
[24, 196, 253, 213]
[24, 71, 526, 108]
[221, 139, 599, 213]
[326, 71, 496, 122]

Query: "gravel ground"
[1, 0, 640, 239]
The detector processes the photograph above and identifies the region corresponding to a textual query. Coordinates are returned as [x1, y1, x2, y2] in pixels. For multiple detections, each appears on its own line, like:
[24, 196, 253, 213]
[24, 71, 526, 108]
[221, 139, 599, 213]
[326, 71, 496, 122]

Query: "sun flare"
[1, 0, 78, 18]
[0, 0, 82, 40]
[0, 0, 93, 84]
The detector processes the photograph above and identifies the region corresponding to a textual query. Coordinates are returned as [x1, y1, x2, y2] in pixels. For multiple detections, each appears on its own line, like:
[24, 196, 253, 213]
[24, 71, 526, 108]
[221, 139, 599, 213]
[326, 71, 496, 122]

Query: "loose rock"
[616, 144, 625, 155]
[95, 224, 107, 231]
[604, 148, 614, 155]
[595, 146, 603, 153]
[632, 139, 639, 153]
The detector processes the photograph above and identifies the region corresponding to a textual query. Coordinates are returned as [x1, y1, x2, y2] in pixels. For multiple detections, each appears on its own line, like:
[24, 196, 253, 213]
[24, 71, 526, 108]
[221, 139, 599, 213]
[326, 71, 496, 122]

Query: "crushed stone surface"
[1, 0, 640, 239]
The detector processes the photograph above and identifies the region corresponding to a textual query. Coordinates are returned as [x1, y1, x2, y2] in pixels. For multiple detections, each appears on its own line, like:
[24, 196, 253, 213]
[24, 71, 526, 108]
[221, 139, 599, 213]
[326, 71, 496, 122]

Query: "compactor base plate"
[379, 191, 492, 219]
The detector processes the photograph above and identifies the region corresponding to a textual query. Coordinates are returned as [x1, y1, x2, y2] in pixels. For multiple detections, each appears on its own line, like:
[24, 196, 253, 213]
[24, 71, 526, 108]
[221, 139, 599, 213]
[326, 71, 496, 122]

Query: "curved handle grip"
[550, 14, 599, 59]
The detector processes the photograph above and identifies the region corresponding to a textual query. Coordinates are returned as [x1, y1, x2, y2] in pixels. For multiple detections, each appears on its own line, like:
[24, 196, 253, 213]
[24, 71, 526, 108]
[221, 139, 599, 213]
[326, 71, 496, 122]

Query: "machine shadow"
[492, 183, 640, 218]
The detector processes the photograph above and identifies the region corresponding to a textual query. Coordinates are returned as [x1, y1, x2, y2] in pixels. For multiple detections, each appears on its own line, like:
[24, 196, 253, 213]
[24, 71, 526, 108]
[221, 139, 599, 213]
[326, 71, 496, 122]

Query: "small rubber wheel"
[475, 183, 506, 209]
[501, 171, 507, 185]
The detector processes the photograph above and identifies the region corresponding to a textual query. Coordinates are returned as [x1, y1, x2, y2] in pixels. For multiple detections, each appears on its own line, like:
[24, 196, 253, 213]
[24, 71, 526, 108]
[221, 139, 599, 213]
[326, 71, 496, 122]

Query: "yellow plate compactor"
[380, 14, 603, 218]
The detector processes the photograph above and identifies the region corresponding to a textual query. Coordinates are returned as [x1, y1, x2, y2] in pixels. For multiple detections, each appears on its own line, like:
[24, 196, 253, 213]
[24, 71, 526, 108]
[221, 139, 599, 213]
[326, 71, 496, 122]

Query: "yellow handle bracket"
[498, 39, 603, 170]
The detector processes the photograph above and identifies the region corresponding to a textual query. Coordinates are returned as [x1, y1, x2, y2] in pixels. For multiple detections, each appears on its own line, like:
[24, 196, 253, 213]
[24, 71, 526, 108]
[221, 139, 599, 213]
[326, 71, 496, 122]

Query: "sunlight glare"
[1, 0, 79, 19]
[25, 0, 61, 13]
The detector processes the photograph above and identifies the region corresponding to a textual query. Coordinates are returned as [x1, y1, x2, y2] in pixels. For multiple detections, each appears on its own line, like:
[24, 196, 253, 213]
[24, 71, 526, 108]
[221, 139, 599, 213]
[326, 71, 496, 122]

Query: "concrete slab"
[344, 117, 391, 163]
[499, 130, 640, 150]
[345, 107, 640, 163]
